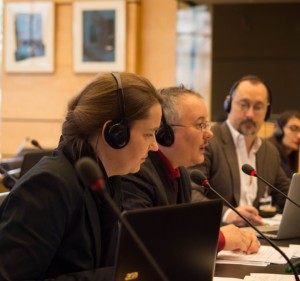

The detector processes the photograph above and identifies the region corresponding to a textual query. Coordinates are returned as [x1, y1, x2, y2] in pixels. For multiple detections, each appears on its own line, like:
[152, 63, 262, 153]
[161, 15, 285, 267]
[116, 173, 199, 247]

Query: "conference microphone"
[31, 139, 43, 150]
[190, 170, 300, 281]
[242, 164, 300, 209]
[75, 157, 169, 281]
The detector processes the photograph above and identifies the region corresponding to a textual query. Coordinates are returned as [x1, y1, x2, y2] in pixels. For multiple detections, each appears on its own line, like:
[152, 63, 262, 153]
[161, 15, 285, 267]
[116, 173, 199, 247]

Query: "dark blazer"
[0, 150, 121, 281]
[190, 122, 290, 213]
[121, 151, 191, 210]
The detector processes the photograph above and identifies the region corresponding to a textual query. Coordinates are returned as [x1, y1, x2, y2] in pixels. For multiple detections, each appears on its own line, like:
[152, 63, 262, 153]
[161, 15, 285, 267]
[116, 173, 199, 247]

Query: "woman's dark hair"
[274, 110, 300, 141]
[276, 110, 300, 131]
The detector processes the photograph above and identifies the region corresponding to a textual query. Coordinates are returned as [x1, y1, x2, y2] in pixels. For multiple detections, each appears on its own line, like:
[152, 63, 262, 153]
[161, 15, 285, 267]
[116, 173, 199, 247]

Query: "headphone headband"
[111, 72, 126, 124]
[224, 75, 272, 121]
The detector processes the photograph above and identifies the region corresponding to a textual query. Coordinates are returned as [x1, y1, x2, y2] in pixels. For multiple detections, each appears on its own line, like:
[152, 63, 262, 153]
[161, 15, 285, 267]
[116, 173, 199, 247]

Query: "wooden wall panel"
[0, 0, 176, 158]
[211, 3, 300, 121]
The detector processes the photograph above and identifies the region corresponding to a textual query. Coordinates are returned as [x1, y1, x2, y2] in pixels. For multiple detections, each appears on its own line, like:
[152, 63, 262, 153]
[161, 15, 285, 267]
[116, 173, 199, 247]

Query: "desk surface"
[215, 237, 300, 279]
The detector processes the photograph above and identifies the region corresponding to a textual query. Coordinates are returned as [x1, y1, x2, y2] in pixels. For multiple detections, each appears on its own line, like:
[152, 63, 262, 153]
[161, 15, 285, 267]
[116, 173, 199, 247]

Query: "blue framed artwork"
[5, 2, 54, 73]
[73, 1, 126, 73]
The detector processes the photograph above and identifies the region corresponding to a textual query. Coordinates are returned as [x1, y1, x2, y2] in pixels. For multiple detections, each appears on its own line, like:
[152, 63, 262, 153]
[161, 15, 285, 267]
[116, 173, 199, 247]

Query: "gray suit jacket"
[190, 122, 290, 213]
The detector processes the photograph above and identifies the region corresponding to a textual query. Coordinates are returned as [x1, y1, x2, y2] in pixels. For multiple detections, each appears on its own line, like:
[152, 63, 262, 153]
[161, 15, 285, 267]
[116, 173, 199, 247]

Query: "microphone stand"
[254, 174, 300, 209]
[202, 182, 300, 281]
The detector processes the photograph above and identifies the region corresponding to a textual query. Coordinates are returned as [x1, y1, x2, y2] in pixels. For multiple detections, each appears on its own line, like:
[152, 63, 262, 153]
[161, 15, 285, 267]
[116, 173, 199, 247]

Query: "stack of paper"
[243, 273, 300, 281]
[213, 274, 300, 281]
[217, 245, 298, 266]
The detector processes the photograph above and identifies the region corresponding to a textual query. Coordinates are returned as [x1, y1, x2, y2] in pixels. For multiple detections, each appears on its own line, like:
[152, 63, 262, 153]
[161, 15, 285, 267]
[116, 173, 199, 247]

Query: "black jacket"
[0, 146, 121, 281]
[121, 151, 191, 210]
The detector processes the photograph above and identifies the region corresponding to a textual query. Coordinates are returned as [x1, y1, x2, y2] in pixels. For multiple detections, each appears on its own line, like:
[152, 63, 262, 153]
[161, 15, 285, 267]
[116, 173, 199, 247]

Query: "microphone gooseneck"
[242, 164, 300, 209]
[190, 170, 300, 281]
[75, 157, 169, 281]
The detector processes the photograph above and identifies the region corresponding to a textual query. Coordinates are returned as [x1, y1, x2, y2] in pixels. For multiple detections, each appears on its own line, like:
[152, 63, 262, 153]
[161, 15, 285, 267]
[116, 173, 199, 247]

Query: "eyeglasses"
[286, 125, 300, 133]
[170, 122, 211, 131]
[234, 100, 268, 113]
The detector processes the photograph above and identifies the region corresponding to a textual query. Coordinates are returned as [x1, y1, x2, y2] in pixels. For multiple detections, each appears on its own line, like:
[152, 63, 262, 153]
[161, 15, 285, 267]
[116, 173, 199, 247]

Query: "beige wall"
[1, 0, 177, 157]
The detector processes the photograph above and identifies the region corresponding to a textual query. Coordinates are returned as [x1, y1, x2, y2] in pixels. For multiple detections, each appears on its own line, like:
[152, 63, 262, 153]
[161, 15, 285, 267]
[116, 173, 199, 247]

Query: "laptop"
[113, 199, 223, 281]
[19, 150, 53, 178]
[256, 173, 300, 240]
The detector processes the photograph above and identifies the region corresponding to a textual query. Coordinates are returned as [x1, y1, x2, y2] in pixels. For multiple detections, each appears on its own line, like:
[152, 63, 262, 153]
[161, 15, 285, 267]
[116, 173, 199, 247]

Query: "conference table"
[215, 237, 300, 279]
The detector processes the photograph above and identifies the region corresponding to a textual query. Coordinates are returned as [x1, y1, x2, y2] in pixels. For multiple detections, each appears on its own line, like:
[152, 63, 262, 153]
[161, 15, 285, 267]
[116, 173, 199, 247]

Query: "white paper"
[217, 245, 297, 264]
[244, 273, 300, 281]
[213, 277, 243, 281]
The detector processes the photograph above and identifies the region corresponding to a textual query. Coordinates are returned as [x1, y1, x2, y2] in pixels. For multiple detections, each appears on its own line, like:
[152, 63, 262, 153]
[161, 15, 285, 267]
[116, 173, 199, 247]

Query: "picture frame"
[4, 2, 55, 73]
[73, 1, 126, 73]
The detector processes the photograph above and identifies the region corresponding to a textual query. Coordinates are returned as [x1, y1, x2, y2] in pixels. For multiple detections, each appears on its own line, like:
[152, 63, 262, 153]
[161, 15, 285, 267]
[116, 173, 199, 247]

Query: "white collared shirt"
[226, 119, 262, 206]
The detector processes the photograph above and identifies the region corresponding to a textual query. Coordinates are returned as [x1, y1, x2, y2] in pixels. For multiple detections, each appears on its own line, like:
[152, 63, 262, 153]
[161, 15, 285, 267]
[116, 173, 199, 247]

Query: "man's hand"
[226, 205, 264, 226]
[221, 224, 261, 254]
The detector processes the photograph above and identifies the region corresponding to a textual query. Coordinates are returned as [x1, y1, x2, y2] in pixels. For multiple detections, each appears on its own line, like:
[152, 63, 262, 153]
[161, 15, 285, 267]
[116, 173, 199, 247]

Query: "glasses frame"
[169, 121, 211, 131]
[285, 125, 300, 133]
[234, 100, 269, 113]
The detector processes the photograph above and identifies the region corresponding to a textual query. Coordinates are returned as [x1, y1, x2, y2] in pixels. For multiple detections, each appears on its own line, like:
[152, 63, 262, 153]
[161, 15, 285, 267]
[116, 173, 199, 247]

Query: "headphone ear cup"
[265, 104, 271, 121]
[224, 95, 232, 113]
[274, 121, 284, 140]
[104, 121, 130, 149]
[156, 124, 174, 147]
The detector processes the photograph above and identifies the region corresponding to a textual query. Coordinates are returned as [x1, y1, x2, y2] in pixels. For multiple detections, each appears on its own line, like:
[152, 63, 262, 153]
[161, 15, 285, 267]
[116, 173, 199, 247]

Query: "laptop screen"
[114, 200, 223, 281]
[277, 173, 300, 239]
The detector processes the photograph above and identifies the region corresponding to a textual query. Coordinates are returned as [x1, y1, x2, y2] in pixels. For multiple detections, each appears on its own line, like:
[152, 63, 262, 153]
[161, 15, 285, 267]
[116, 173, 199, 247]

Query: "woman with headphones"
[269, 110, 300, 178]
[0, 72, 162, 281]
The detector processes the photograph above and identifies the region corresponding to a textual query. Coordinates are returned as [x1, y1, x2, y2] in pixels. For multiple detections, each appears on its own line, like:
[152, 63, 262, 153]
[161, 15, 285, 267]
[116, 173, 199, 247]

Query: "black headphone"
[155, 111, 175, 147]
[274, 120, 284, 140]
[104, 72, 130, 149]
[223, 75, 272, 121]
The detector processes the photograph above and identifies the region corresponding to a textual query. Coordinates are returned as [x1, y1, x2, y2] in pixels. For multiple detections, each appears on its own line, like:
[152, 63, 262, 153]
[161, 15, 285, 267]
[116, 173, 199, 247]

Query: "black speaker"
[104, 72, 130, 149]
[155, 112, 174, 147]
[223, 75, 272, 121]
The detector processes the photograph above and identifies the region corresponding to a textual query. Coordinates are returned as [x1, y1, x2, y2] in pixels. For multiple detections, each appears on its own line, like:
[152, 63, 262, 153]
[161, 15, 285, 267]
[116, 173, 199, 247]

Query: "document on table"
[217, 245, 297, 265]
[213, 273, 300, 281]
[213, 277, 243, 281]
[261, 214, 282, 226]
[243, 273, 300, 281]
[289, 244, 300, 258]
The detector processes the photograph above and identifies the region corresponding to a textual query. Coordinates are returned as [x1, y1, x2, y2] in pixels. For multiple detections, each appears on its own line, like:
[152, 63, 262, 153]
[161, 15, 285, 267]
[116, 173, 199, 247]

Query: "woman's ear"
[102, 120, 113, 145]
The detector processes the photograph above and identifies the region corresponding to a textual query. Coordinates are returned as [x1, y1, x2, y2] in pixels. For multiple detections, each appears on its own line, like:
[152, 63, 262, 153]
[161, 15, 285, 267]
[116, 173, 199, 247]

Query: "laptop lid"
[276, 173, 300, 239]
[113, 199, 223, 281]
[257, 173, 300, 240]
[19, 150, 52, 178]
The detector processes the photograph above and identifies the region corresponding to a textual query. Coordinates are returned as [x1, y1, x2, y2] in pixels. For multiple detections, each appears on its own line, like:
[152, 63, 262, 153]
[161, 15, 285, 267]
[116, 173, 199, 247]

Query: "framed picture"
[4, 2, 55, 73]
[73, 1, 126, 73]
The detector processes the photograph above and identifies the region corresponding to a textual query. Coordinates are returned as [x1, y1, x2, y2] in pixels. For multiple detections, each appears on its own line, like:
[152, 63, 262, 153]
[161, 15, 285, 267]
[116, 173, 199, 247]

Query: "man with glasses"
[121, 85, 260, 254]
[190, 75, 290, 227]
[268, 110, 300, 178]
